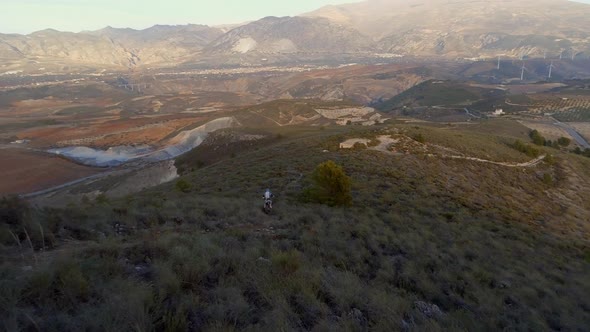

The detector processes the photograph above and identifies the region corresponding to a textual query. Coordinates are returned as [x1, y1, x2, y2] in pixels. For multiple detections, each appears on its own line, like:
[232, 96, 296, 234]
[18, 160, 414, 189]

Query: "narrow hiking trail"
[444, 154, 546, 167]
[367, 135, 545, 168]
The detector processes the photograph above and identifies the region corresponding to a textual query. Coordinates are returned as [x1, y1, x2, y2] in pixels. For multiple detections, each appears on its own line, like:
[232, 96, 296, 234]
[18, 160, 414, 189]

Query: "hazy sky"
[0, 0, 355, 34]
[1, 0, 589, 34]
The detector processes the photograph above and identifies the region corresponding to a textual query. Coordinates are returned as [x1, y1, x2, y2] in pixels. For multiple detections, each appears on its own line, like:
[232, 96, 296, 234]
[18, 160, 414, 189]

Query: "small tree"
[529, 130, 546, 146]
[95, 193, 109, 204]
[413, 133, 426, 143]
[557, 137, 571, 147]
[544, 154, 556, 165]
[175, 179, 192, 193]
[305, 160, 352, 206]
[0, 195, 30, 226]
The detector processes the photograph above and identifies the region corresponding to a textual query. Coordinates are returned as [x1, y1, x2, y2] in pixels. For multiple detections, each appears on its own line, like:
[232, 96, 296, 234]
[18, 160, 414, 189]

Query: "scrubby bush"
[303, 160, 352, 206]
[352, 142, 367, 150]
[0, 196, 29, 226]
[271, 250, 302, 275]
[529, 130, 546, 146]
[175, 179, 192, 193]
[510, 140, 540, 157]
[95, 193, 109, 204]
[557, 137, 571, 147]
[542, 173, 553, 185]
[413, 133, 426, 143]
[544, 154, 556, 165]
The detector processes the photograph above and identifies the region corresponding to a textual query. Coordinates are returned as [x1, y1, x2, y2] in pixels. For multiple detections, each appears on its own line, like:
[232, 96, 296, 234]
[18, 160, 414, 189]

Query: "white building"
[492, 109, 505, 116]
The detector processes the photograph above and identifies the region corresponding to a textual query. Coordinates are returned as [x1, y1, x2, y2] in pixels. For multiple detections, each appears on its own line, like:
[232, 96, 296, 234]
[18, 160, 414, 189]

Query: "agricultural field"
[526, 95, 590, 121]
[376, 80, 486, 111]
[0, 148, 102, 195]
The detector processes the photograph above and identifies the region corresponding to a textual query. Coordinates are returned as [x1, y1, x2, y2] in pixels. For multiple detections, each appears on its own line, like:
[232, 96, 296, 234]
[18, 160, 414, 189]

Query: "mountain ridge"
[1, 0, 589, 71]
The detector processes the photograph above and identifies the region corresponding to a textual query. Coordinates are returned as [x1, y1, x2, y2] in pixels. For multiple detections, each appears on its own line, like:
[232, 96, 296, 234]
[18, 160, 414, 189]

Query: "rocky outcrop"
[305, 0, 590, 58]
[0, 24, 224, 68]
[205, 16, 374, 55]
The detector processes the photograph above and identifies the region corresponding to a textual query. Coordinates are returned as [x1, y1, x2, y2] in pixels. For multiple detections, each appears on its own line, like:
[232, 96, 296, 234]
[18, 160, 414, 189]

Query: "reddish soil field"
[0, 148, 102, 195]
[19, 115, 204, 148]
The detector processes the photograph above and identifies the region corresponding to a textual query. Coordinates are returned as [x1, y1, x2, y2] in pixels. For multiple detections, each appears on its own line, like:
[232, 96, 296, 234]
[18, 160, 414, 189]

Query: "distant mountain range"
[305, 0, 590, 58]
[0, 0, 589, 71]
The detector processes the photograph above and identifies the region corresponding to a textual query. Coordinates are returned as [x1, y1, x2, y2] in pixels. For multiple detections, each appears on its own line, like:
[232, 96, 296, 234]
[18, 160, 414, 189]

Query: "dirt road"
[552, 118, 590, 149]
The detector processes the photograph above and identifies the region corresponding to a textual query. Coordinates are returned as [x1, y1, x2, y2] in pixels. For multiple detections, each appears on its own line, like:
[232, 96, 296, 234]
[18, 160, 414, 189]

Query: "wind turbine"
[548, 61, 554, 79]
[497, 56, 501, 70]
[521, 62, 526, 81]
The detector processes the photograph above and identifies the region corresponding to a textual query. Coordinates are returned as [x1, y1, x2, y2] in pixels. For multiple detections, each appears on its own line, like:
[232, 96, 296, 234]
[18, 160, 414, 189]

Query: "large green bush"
[529, 130, 546, 146]
[175, 179, 192, 193]
[557, 136, 571, 147]
[304, 160, 352, 206]
[510, 139, 540, 157]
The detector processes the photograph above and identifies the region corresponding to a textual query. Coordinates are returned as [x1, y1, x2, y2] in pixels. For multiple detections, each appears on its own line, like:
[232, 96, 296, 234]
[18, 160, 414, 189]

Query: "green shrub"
[413, 133, 426, 143]
[303, 160, 352, 206]
[510, 140, 540, 158]
[542, 173, 553, 185]
[56, 261, 90, 302]
[557, 137, 571, 147]
[529, 130, 546, 146]
[544, 154, 556, 165]
[95, 193, 109, 204]
[352, 142, 367, 150]
[81, 195, 91, 204]
[0, 196, 30, 226]
[271, 250, 302, 275]
[175, 179, 192, 193]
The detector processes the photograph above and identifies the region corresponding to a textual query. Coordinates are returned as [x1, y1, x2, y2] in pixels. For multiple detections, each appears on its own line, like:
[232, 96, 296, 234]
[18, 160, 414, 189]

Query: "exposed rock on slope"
[304, 0, 590, 58]
[0, 25, 224, 68]
[204, 16, 374, 55]
[2, 0, 590, 69]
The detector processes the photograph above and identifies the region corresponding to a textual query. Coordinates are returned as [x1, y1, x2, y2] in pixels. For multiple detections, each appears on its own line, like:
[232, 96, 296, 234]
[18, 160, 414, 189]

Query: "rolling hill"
[3, 119, 590, 330]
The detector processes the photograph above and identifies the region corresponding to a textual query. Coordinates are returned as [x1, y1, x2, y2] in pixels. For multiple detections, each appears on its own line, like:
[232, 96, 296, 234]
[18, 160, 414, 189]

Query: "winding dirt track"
[369, 135, 545, 168]
[445, 154, 546, 167]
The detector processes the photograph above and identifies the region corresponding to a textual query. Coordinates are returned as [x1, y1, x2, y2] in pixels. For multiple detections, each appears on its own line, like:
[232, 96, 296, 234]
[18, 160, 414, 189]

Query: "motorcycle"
[263, 198, 273, 214]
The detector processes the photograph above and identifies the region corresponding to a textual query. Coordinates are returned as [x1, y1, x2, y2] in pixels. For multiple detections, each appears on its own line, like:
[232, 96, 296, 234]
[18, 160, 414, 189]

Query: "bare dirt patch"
[340, 138, 371, 149]
[369, 134, 428, 154]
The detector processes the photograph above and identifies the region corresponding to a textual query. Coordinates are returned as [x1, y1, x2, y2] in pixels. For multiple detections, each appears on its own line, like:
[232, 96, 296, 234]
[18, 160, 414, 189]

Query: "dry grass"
[1, 122, 589, 331]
